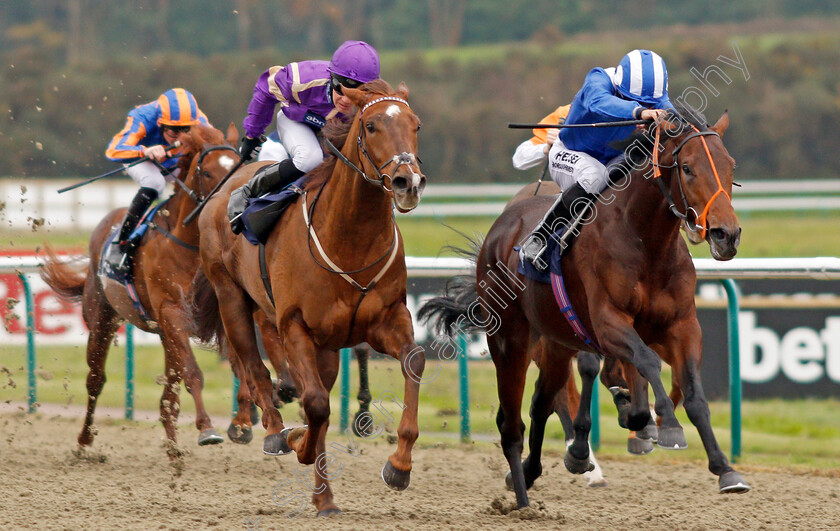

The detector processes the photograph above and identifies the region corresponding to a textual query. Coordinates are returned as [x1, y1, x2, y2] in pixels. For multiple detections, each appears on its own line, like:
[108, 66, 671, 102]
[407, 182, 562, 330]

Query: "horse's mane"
[305, 79, 397, 192]
[173, 123, 227, 177]
[610, 104, 710, 164]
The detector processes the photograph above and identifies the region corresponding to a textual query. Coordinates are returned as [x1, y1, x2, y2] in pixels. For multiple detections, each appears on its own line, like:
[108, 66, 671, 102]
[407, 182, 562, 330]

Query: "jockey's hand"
[143, 145, 168, 162]
[640, 109, 667, 123]
[545, 128, 559, 146]
[239, 136, 263, 162]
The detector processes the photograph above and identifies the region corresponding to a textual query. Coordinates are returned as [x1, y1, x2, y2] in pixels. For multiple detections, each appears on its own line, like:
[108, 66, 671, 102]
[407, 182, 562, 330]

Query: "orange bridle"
[651, 123, 730, 239]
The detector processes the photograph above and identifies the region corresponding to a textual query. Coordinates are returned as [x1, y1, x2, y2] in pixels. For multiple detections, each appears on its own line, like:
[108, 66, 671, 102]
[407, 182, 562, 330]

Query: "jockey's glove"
[239, 136, 263, 162]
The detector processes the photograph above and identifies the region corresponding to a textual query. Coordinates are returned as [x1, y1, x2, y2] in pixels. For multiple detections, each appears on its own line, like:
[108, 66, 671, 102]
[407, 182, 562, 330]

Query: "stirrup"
[520, 233, 549, 271]
[104, 244, 127, 271]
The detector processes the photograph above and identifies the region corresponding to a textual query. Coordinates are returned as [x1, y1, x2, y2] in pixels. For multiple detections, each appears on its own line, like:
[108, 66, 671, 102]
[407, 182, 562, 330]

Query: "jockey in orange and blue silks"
[227, 40, 381, 234]
[520, 50, 676, 271]
[103, 88, 209, 270]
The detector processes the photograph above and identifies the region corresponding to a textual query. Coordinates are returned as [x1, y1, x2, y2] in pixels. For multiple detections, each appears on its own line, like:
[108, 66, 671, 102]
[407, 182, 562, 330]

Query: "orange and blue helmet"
[157, 88, 200, 127]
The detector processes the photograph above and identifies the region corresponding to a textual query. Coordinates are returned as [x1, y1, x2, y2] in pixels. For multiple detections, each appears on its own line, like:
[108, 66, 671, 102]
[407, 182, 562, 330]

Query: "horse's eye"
[416, 122, 422, 132]
[681, 164, 691, 175]
[366, 122, 376, 133]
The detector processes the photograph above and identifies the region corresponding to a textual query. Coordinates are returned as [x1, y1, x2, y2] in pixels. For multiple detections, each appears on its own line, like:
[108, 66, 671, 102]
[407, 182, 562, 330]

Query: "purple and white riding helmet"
[327, 40, 380, 93]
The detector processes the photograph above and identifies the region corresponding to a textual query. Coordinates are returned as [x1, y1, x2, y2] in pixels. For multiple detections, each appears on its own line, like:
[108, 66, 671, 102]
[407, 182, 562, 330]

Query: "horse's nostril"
[392, 176, 409, 191]
[710, 228, 727, 241]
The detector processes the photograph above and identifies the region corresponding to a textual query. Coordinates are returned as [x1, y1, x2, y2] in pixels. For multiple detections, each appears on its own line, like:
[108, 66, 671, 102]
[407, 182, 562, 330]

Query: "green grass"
[4, 211, 840, 258]
[3, 346, 840, 472]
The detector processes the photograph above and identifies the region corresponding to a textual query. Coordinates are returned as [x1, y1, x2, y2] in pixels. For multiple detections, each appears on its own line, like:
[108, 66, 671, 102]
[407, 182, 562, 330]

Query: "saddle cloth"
[241, 178, 306, 245]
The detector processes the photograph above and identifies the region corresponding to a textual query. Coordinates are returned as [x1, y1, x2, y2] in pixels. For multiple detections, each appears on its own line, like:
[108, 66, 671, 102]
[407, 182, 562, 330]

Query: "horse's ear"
[396, 82, 409, 100]
[711, 110, 729, 138]
[226, 122, 239, 145]
[343, 86, 367, 108]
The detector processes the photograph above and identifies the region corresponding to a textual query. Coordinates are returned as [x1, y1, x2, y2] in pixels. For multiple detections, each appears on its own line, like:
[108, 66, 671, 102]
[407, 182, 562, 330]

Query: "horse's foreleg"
[597, 316, 685, 448]
[255, 311, 300, 404]
[281, 320, 334, 466]
[159, 304, 223, 447]
[367, 304, 423, 492]
[664, 321, 750, 493]
[310, 356, 341, 517]
[78, 293, 120, 448]
[564, 351, 599, 475]
[352, 345, 372, 437]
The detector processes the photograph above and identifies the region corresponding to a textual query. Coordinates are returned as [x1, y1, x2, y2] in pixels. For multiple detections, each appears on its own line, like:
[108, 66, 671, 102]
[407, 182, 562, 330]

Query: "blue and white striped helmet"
[613, 50, 669, 104]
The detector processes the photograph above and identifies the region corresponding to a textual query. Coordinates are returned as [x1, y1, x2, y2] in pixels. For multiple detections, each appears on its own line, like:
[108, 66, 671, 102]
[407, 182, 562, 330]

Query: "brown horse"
[190, 79, 426, 516]
[40, 123, 240, 451]
[421, 110, 749, 509]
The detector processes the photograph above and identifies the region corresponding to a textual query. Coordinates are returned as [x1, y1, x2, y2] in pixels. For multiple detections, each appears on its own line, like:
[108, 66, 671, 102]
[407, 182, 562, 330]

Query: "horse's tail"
[39, 245, 87, 303]
[187, 269, 224, 347]
[417, 231, 487, 337]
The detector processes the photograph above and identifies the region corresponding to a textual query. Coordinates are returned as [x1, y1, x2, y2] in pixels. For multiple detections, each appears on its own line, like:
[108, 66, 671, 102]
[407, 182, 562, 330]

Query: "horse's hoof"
[719, 471, 751, 494]
[227, 422, 253, 445]
[657, 427, 687, 449]
[352, 410, 374, 437]
[263, 429, 293, 456]
[627, 436, 655, 455]
[504, 470, 514, 491]
[198, 428, 224, 446]
[636, 421, 659, 443]
[381, 461, 411, 491]
[564, 451, 595, 475]
[317, 508, 342, 517]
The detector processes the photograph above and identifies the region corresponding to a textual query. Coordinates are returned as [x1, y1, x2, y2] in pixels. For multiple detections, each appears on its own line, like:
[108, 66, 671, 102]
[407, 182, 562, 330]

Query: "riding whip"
[57, 141, 182, 194]
[508, 119, 648, 129]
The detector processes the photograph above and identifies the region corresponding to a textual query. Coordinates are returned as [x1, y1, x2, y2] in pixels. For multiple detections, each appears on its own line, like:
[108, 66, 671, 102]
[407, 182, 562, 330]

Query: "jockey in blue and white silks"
[520, 50, 676, 271]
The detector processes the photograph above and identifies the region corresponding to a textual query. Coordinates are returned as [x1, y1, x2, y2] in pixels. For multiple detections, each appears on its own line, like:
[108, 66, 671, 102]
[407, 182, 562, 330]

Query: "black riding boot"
[228, 159, 305, 234]
[520, 182, 595, 271]
[104, 186, 158, 270]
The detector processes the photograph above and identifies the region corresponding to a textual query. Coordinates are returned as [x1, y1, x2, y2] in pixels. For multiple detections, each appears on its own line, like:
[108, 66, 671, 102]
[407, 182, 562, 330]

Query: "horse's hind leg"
[352, 345, 372, 437]
[158, 304, 223, 447]
[78, 289, 120, 448]
[517, 341, 574, 490]
[664, 320, 749, 493]
[226, 335, 257, 444]
[487, 323, 532, 508]
[564, 350, 599, 475]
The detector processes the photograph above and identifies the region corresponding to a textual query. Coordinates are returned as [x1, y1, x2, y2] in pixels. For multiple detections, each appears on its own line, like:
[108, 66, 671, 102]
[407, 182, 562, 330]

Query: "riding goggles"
[330, 73, 363, 96]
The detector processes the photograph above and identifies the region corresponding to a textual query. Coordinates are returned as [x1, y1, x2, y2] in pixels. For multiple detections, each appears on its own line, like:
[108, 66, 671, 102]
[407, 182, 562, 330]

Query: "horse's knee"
[401, 346, 425, 380]
[577, 352, 600, 380]
[301, 390, 331, 425]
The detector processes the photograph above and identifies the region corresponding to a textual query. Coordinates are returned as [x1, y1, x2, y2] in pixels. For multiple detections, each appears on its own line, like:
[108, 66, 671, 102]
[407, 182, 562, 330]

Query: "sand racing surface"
[2, 411, 839, 530]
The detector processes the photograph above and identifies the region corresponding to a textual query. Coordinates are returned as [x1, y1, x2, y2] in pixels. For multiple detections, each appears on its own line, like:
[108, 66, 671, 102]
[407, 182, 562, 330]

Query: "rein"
[324, 96, 420, 192]
[651, 123, 730, 239]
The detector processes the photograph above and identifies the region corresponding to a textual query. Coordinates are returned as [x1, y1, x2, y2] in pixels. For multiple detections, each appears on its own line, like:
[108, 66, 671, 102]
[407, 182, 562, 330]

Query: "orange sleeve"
[529, 104, 571, 144]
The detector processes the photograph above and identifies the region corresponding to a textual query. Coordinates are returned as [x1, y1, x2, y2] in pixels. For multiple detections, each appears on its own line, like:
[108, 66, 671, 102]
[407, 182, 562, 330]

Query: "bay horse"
[190, 79, 426, 516]
[421, 110, 749, 509]
[40, 123, 241, 451]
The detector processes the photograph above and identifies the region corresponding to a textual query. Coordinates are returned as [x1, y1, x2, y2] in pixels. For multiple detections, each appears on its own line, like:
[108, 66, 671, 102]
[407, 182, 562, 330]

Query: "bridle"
[324, 96, 421, 192]
[651, 121, 731, 239]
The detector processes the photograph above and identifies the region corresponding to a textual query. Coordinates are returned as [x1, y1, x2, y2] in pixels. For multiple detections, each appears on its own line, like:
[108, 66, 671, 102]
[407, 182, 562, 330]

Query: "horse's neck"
[163, 187, 199, 241]
[615, 168, 682, 254]
[318, 158, 395, 251]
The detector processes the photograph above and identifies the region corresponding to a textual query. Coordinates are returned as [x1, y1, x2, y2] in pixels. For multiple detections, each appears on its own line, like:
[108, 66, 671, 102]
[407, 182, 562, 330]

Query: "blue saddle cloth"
[241, 178, 306, 245]
[516, 228, 568, 283]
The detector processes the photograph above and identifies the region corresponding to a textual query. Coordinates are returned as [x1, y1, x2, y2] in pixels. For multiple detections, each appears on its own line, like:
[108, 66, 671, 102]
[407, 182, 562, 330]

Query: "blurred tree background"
[1, 0, 839, 182]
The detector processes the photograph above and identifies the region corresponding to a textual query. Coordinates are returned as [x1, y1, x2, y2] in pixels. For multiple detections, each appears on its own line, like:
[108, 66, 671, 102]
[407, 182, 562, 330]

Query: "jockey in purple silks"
[227, 40, 381, 234]
[103, 88, 209, 270]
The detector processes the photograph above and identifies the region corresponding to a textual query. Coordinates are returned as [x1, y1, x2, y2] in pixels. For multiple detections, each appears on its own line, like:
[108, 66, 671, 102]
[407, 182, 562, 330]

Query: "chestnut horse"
[190, 80, 426, 516]
[41, 123, 241, 450]
[421, 110, 749, 509]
